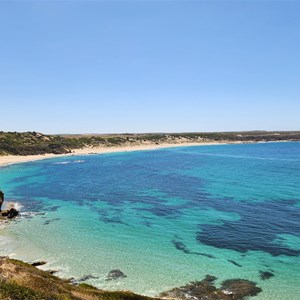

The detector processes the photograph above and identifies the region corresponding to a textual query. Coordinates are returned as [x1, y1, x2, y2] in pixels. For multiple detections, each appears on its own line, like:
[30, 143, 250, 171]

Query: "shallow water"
[0, 142, 299, 299]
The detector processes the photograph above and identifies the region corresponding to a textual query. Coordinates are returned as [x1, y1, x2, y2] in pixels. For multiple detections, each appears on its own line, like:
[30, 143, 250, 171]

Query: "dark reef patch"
[137, 203, 183, 218]
[141, 220, 153, 227]
[259, 271, 274, 280]
[101, 217, 127, 225]
[228, 260, 242, 267]
[43, 218, 61, 225]
[92, 207, 128, 225]
[197, 199, 300, 256]
[172, 240, 215, 258]
[47, 205, 60, 212]
[172, 240, 190, 254]
[18, 199, 48, 213]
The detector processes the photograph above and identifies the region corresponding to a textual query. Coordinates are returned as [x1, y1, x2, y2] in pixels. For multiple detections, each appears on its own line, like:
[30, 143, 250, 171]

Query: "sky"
[0, 0, 299, 134]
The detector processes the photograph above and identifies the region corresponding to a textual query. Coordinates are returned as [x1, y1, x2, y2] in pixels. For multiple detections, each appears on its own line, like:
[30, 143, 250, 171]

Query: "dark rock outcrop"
[68, 275, 99, 285]
[7, 208, 19, 218]
[106, 269, 127, 281]
[31, 261, 47, 267]
[221, 279, 262, 299]
[0, 190, 4, 211]
[160, 274, 262, 300]
[1, 208, 19, 219]
[77, 275, 99, 282]
[202, 275, 217, 284]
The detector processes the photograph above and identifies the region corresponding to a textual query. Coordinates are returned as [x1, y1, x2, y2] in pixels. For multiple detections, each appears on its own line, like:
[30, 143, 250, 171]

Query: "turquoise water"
[0, 142, 299, 299]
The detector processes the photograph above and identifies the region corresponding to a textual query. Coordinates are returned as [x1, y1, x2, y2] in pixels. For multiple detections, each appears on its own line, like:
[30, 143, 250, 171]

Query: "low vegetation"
[0, 257, 155, 300]
[0, 130, 300, 156]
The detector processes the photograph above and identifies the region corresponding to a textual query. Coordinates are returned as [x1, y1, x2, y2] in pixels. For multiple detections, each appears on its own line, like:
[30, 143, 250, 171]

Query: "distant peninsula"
[1, 131, 300, 156]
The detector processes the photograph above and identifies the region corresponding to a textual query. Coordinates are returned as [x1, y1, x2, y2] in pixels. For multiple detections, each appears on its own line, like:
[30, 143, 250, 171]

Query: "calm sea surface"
[0, 142, 299, 299]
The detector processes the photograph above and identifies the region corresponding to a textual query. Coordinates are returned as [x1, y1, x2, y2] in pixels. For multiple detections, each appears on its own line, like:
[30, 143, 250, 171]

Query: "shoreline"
[0, 141, 233, 167]
[0, 139, 297, 168]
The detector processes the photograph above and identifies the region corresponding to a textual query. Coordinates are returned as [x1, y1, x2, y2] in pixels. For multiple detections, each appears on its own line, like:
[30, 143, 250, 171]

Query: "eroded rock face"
[1, 208, 19, 219]
[106, 269, 127, 281]
[160, 275, 262, 300]
[7, 208, 19, 219]
[0, 190, 4, 211]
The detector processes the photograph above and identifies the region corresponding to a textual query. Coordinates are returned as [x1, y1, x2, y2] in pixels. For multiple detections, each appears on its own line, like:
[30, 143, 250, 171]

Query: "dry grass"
[0, 257, 157, 300]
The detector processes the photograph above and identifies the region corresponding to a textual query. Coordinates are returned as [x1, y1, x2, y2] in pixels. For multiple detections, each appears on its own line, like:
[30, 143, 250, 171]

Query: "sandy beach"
[0, 142, 228, 167]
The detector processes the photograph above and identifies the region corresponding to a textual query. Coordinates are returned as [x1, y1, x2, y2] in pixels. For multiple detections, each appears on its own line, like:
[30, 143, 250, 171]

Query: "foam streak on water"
[0, 142, 299, 299]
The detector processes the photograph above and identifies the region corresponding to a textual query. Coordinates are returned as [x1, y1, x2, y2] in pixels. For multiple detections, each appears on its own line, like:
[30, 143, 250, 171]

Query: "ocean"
[0, 142, 299, 299]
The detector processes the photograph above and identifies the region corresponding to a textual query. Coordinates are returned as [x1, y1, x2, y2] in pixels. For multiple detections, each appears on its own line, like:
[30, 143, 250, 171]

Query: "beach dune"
[0, 142, 225, 167]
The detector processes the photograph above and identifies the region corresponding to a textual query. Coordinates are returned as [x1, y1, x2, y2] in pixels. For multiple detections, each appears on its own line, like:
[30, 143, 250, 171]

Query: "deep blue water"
[0, 142, 299, 299]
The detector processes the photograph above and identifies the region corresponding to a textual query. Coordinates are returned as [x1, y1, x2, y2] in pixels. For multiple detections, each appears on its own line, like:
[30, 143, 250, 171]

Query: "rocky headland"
[0, 257, 263, 300]
[0, 190, 19, 220]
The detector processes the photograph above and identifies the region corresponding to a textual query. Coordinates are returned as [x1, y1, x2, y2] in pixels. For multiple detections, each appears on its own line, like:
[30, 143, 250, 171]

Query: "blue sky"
[0, 1, 299, 134]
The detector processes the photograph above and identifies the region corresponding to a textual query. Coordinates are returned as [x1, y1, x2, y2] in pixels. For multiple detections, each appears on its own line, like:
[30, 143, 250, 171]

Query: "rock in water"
[7, 208, 19, 219]
[160, 275, 262, 300]
[0, 191, 19, 219]
[106, 269, 127, 281]
[1, 208, 19, 219]
[68, 274, 99, 285]
[31, 261, 47, 267]
[221, 279, 262, 299]
[77, 275, 99, 282]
